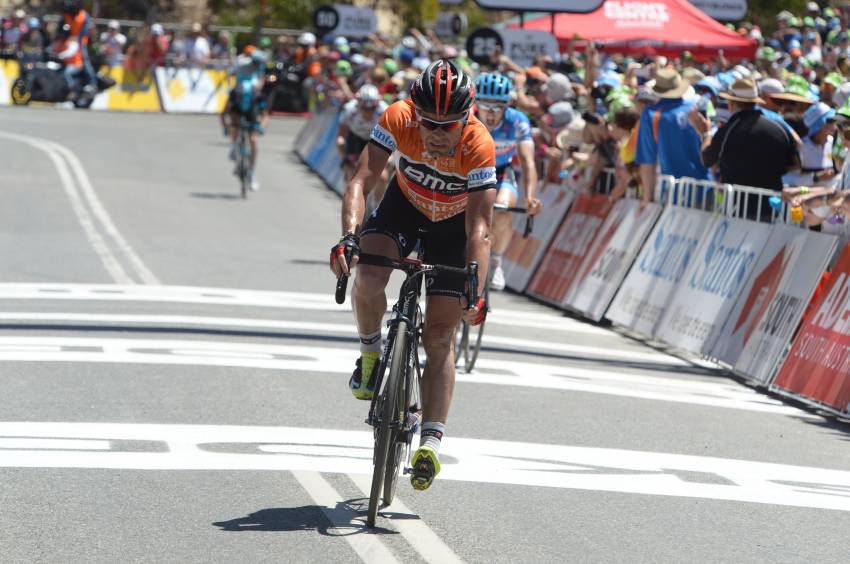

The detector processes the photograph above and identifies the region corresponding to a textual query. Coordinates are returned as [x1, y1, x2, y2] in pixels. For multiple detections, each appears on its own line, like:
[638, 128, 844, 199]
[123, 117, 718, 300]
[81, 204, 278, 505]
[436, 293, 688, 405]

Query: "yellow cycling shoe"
[349, 354, 379, 400]
[410, 445, 441, 491]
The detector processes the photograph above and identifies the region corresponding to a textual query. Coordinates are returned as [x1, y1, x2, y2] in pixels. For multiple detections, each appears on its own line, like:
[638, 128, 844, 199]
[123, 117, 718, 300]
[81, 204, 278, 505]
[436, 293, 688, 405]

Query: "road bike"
[455, 205, 534, 373]
[234, 118, 254, 199]
[334, 237, 479, 528]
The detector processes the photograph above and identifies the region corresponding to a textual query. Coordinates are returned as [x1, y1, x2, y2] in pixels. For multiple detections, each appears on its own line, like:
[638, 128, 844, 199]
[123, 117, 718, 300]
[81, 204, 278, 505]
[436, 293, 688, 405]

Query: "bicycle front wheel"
[367, 320, 408, 528]
[457, 286, 488, 373]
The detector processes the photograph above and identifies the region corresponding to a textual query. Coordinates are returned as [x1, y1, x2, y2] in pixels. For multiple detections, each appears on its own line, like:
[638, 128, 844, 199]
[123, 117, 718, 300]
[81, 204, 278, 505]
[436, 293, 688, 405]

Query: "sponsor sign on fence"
[154, 67, 230, 114]
[772, 243, 850, 415]
[502, 182, 576, 293]
[655, 216, 772, 355]
[711, 226, 837, 384]
[607, 206, 717, 335]
[527, 193, 610, 306]
[90, 66, 161, 112]
[565, 199, 663, 321]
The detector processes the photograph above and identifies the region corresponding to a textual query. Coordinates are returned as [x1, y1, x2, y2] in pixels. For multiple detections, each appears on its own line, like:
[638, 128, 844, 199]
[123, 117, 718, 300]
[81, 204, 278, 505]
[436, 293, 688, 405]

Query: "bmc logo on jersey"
[404, 165, 465, 192]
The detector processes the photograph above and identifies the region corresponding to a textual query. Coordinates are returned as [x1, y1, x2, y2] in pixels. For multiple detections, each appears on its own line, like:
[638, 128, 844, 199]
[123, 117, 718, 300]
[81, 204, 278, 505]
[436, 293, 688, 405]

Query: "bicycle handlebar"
[494, 204, 535, 239]
[333, 254, 480, 307]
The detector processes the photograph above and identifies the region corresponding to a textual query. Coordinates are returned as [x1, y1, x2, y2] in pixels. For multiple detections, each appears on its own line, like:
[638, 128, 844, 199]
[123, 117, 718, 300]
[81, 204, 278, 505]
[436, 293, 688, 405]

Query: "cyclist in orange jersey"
[330, 60, 497, 491]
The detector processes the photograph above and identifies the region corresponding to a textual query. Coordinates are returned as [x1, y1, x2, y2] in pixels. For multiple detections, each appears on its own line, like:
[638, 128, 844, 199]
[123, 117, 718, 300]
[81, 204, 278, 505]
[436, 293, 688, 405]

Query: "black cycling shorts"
[361, 178, 467, 299]
[228, 90, 264, 123]
[344, 132, 369, 160]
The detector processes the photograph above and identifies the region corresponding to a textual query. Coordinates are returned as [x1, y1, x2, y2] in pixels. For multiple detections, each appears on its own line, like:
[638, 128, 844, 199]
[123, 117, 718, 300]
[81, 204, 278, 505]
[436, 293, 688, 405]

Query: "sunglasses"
[477, 102, 507, 113]
[415, 110, 467, 132]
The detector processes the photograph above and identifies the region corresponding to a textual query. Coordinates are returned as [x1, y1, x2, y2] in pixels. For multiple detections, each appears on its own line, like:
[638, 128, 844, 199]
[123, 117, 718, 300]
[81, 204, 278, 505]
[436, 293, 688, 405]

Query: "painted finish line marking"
[0, 283, 612, 336]
[0, 312, 677, 364]
[3, 422, 850, 512]
[0, 336, 809, 416]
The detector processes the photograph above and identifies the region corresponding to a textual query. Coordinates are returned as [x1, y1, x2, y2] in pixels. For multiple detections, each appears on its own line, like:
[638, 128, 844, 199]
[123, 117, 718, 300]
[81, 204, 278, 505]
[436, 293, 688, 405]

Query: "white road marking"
[0, 284, 613, 336]
[291, 471, 400, 564]
[3, 422, 850, 512]
[0, 336, 808, 415]
[0, 132, 134, 284]
[0, 132, 159, 285]
[46, 140, 160, 285]
[0, 311, 681, 365]
[0, 438, 110, 450]
[347, 473, 465, 564]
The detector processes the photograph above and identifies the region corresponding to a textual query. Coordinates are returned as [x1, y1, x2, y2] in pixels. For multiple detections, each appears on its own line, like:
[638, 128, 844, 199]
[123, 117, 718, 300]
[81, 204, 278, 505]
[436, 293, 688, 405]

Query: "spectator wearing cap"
[538, 102, 576, 182]
[800, 102, 838, 187]
[100, 20, 126, 67]
[690, 78, 799, 220]
[141, 23, 169, 69]
[634, 68, 709, 204]
[183, 22, 210, 67]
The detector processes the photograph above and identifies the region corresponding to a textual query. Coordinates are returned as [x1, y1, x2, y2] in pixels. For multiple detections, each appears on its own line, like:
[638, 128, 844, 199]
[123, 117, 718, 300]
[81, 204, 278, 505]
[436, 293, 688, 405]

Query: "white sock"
[420, 421, 445, 453]
[491, 253, 502, 268]
[359, 329, 382, 354]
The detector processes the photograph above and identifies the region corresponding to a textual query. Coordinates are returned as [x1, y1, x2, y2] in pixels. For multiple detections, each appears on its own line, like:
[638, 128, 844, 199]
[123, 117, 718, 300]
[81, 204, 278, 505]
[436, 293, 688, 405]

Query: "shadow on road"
[190, 192, 243, 200]
[212, 498, 407, 536]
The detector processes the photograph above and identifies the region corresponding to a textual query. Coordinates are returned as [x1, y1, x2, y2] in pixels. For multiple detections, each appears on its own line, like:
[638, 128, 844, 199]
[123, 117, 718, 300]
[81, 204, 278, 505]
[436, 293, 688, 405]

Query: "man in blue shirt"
[635, 68, 709, 204]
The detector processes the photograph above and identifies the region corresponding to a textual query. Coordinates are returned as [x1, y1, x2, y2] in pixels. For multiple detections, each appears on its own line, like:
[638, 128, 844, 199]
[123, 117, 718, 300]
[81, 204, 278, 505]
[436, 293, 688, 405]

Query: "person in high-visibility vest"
[62, 0, 95, 92]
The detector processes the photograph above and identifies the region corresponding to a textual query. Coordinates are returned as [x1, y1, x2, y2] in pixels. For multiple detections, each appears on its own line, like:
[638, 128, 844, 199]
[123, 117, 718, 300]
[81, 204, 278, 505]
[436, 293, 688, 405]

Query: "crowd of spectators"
[5, 3, 850, 244]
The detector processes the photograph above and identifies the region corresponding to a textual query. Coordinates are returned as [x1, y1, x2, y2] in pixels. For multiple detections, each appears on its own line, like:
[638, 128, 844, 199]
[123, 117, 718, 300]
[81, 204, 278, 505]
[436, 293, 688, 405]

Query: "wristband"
[800, 186, 810, 195]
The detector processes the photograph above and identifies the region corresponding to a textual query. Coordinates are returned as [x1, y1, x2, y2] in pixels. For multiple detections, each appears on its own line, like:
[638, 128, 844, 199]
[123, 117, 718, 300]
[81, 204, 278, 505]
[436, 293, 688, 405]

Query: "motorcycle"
[11, 52, 116, 109]
[263, 61, 308, 113]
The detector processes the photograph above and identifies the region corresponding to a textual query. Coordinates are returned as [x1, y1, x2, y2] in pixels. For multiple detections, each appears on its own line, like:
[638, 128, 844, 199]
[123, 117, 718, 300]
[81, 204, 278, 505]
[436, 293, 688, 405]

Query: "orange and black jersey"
[369, 99, 497, 222]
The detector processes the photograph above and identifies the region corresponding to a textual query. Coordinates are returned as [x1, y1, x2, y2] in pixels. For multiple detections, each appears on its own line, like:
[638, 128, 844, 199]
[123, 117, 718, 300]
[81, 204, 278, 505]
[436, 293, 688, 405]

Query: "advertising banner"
[476, 0, 604, 12]
[502, 182, 576, 293]
[526, 193, 610, 306]
[314, 5, 377, 38]
[0, 59, 19, 106]
[688, 0, 748, 22]
[607, 206, 717, 336]
[498, 29, 560, 68]
[716, 227, 837, 384]
[655, 216, 773, 356]
[773, 244, 850, 415]
[565, 200, 663, 321]
[90, 66, 161, 112]
[154, 67, 230, 114]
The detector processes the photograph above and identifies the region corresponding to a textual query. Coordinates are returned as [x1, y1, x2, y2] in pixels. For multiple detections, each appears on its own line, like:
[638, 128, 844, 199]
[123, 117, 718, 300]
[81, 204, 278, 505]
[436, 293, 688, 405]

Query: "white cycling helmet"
[298, 32, 316, 47]
[357, 84, 381, 109]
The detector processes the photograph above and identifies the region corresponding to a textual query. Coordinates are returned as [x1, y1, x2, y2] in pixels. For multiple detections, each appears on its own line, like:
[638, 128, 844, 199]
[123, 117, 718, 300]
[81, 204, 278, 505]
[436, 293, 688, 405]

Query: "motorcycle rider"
[54, 24, 86, 99]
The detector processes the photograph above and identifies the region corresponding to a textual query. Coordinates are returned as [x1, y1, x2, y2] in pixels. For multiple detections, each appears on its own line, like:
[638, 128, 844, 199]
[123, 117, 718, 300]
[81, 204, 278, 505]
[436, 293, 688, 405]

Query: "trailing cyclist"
[221, 46, 269, 192]
[330, 59, 497, 491]
[336, 84, 389, 205]
[473, 72, 541, 291]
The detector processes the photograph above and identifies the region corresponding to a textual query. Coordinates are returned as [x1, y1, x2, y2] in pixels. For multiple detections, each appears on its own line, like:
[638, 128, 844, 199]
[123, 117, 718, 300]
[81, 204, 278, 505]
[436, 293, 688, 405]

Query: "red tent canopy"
[508, 0, 757, 60]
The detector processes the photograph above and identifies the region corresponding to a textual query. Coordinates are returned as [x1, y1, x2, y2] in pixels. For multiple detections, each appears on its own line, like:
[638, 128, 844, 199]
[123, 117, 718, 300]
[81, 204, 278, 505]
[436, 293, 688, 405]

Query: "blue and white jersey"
[232, 55, 263, 112]
[488, 107, 532, 173]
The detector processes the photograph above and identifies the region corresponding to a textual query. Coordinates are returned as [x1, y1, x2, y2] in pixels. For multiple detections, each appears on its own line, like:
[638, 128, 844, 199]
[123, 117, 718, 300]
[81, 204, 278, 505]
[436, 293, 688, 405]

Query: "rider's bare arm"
[465, 187, 497, 294]
[518, 139, 540, 214]
[342, 143, 390, 235]
[337, 123, 349, 159]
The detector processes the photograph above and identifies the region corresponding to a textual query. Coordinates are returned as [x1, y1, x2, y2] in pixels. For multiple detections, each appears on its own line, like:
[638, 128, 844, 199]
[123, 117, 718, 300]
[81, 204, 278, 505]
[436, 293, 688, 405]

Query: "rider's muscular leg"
[492, 189, 516, 255]
[249, 132, 259, 168]
[352, 234, 398, 335]
[420, 296, 463, 423]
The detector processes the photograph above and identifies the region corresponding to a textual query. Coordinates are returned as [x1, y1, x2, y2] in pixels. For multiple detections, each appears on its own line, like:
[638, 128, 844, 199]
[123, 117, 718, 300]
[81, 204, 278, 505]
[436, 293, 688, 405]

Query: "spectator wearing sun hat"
[691, 78, 798, 204]
[800, 102, 839, 187]
[634, 68, 709, 204]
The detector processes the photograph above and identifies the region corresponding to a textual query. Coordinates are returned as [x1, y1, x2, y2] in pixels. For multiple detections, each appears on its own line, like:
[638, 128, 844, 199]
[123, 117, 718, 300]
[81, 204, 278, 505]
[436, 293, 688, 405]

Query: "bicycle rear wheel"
[367, 320, 408, 528]
[239, 149, 248, 199]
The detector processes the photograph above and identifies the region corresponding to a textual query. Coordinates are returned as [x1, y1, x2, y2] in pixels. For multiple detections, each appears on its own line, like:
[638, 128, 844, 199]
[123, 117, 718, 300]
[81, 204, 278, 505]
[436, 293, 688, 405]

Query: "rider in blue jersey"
[221, 46, 269, 191]
[474, 73, 541, 290]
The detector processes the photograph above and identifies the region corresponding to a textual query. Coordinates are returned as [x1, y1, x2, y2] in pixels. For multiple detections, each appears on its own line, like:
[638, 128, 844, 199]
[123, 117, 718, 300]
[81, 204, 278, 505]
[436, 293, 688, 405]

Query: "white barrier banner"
[712, 227, 837, 384]
[155, 67, 229, 114]
[607, 206, 718, 335]
[565, 199, 663, 321]
[655, 216, 773, 356]
[502, 182, 576, 293]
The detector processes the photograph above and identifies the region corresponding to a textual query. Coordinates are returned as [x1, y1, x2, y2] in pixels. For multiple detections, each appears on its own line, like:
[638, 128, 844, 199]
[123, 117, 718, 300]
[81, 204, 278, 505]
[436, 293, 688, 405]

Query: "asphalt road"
[2, 106, 850, 563]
